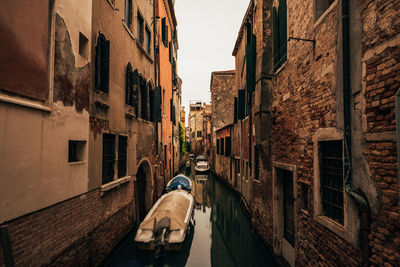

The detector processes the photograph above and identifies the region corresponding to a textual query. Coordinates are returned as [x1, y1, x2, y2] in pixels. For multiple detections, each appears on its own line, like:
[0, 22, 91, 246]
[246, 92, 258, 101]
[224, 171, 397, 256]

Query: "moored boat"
[134, 190, 194, 251]
[166, 174, 192, 192]
[195, 161, 210, 173]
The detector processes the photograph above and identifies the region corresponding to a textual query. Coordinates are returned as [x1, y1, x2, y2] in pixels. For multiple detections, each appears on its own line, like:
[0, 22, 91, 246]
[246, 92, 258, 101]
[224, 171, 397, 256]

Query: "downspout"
[395, 89, 400, 184]
[342, 0, 370, 264]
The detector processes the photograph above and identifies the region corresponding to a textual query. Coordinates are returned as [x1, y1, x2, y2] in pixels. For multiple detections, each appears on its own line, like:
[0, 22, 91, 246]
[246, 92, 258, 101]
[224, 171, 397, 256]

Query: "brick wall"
[362, 1, 400, 266]
[0, 182, 135, 266]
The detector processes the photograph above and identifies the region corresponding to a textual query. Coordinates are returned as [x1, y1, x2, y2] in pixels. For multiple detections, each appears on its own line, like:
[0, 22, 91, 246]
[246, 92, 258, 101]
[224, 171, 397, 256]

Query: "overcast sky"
[174, 0, 250, 123]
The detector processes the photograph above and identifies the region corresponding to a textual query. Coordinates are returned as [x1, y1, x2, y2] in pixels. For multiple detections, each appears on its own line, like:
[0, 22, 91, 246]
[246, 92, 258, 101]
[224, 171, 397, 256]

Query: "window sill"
[122, 21, 136, 42]
[100, 176, 132, 194]
[314, 0, 338, 28]
[274, 61, 287, 76]
[94, 90, 110, 110]
[125, 105, 136, 118]
[136, 40, 154, 64]
[68, 160, 87, 165]
[315, 214, 346, 240]
[0, 93, 51, 113]
[106, 0, 117, 10]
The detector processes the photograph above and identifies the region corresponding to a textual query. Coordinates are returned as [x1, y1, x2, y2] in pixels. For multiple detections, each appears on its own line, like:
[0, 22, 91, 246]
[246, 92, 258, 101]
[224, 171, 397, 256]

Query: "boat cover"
[166, 175, 192, 191]
[140, 192, 192, 231]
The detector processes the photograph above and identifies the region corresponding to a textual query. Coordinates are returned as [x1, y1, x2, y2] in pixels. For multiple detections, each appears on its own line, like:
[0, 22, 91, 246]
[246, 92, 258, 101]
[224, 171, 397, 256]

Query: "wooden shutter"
[95, 34, 103, 90]
[128, 0, 132, 27]
[162, 18, 166, 46]
[273, 7, 279, 68]
[152, 86, 162, 122]
[126, 63, 132, 105]
[238, 89, 245, 119]
[234, 97, 238, 123]
[278, 0, 287, 65]
[131, 70, 139, 115]
[100, 38, 110, 93]
[246, 33, 256, 93]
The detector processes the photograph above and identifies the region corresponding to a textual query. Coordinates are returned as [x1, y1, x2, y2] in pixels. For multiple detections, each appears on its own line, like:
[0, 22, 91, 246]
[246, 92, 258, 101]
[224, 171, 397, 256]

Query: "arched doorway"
[136, 160, 152, 221]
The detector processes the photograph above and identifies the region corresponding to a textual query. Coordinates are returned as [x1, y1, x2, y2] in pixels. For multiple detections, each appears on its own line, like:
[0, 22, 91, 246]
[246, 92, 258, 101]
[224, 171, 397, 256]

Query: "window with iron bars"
[319, 140, 344, 225]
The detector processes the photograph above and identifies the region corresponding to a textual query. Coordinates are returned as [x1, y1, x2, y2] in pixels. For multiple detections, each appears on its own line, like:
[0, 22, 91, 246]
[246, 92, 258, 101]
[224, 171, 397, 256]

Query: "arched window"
[273, 0, 287, 71]
[95, 33, 110, 93]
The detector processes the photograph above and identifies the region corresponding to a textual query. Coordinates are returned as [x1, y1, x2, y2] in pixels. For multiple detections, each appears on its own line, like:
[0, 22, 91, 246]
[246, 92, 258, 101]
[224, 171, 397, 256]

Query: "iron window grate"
[319, 140, 344, 225]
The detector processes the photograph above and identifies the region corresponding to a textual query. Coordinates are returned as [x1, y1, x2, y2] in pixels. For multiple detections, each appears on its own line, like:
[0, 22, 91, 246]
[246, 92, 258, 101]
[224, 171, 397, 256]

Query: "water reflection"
[105, 162, 278, 267]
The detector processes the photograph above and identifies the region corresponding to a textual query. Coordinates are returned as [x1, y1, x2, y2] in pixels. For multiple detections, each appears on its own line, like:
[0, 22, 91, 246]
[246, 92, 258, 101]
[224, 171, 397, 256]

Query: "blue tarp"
[166, 175, 192, 192]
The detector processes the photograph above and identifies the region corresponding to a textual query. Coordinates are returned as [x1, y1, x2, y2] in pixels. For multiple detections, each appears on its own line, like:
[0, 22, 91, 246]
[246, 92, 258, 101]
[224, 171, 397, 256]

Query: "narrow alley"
[0, 0, 399, 266]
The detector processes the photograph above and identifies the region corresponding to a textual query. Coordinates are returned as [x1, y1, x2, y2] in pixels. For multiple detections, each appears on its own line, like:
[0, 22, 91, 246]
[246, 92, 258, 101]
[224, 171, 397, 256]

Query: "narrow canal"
[104, 162, 279, 267]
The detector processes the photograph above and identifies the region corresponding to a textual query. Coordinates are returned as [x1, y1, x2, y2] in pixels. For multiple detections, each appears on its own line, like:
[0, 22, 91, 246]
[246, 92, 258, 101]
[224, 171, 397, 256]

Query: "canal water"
[104, 162, 279, 267]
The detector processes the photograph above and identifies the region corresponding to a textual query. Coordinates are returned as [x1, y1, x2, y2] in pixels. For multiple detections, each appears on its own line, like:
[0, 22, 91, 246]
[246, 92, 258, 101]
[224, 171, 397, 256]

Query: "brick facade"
[0, 182, 135, 266]
[211, 0, 400, 265]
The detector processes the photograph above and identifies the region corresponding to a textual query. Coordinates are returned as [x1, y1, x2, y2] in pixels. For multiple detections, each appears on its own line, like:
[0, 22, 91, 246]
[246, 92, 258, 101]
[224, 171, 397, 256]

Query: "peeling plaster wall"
[0, 0, 91, 223]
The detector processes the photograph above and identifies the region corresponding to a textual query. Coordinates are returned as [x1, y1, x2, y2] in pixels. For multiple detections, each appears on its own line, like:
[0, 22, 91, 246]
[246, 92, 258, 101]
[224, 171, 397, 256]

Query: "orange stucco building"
[156, 0, 178, 181]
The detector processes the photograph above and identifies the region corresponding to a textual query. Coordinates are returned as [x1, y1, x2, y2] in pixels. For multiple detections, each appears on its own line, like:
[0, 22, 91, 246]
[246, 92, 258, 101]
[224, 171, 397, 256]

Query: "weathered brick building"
[211, 0, 400, 266]
[0, 0, 180, 265]
[210, 71, 236, 167]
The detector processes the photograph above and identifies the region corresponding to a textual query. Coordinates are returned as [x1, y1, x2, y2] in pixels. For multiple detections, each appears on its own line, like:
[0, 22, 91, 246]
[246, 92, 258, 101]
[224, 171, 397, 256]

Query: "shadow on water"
[105, 161, 279, 267]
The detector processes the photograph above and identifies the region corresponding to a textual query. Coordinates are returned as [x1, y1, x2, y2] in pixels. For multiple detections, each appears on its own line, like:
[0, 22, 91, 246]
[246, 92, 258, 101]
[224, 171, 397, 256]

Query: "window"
[102, 134, 115, 184]
[300, 182, 309, 212]
[145, 27, 151, 54]
[79, 32, 88, 59]
[140, 76, 149, 120]
[319, 140, 344, 224]
[124, 0, 132, 28]
[315, 0, 335, 21]
[225, 136, 231, 157]
[192, 132, 195, 138]
[220, 138, 225, 156]
[254, 147, 259, 180]
[68, 140, 86, 162]
[162, 89, 166, 115]
[273, 0, 287, 71]
[137, 12, 144, 44]
[161, 17, 168, 47]
[280, 168, 294, 246]
[118, 136, 127, 178]
[245, 161, 248, 180]
[95, 33, 110, 93]
[197, 131, 202, 137]
[217, 139, 220, 154]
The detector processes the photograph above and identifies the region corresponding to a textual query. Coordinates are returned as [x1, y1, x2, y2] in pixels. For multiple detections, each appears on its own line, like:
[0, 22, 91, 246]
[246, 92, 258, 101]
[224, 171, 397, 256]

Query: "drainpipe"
[395, 88, 400, 181]
[342, 0, 370, 264]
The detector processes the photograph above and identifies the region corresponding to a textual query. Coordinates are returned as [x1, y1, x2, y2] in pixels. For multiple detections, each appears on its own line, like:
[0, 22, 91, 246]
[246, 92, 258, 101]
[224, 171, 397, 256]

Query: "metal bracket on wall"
[288, 36, 316, 56]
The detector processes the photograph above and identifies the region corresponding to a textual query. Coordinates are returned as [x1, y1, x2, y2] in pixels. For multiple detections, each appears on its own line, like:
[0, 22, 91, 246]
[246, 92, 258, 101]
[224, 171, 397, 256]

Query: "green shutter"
[273, 7, 279, 68]
[279, 0, 287, 64]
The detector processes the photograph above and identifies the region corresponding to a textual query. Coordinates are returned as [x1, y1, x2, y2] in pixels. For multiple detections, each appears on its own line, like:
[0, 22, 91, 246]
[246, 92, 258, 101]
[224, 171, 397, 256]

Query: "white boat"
[195, 161, 210, 172]
[134, 190, 194, 251]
